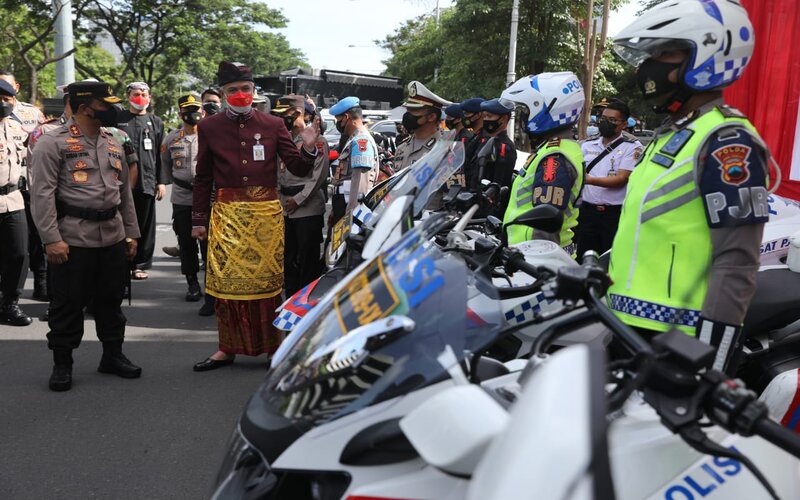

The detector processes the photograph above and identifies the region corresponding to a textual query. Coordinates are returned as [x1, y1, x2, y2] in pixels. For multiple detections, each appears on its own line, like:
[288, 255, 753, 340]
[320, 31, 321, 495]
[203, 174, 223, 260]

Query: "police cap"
[444, 103, 464, 119]
[271, 94, 305, 114]
[67, 81, 121, 104]
[403, 81, 451, 109]
[178, 92, 202, 110]
[0, 79, 17, 97]
[460, 97, 485, 114]
[330, 96, 360, 117]
[480, 98, 514, 115]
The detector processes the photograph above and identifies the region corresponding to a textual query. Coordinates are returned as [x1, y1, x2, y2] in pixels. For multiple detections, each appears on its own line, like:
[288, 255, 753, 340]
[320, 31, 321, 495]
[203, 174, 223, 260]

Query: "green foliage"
[381, 0, 656, 121]
[2, 0, 306, 114]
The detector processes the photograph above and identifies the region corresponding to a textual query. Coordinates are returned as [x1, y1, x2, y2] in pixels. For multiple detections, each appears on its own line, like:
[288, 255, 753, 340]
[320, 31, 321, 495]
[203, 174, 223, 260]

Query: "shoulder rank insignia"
[547, 138, 561, 148]
[69, 124, 82, 137]
[717, 105, 747, 119]
[660, 128, 694, 157]
[425, 137, 436, 149]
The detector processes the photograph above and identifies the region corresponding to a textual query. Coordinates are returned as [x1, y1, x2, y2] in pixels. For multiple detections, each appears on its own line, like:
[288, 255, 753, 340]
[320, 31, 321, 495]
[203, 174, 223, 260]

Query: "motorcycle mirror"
[442, 185, 462, 206]
[400, 385, 509, 477]
[308, 316, 415, 374]
[485, 216, 502, 235]
[506, 204, 563, 234]
[357, 192, 366, 204]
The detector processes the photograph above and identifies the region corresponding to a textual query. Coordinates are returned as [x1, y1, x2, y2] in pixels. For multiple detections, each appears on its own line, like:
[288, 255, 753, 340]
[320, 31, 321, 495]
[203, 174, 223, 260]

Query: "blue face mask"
[586, 125, 599, 137]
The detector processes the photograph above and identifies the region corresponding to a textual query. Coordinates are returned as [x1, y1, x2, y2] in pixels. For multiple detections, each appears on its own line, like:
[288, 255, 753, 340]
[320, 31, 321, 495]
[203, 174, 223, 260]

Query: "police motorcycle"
[351, 252, 800, 500]
[213, 208, 583, 499]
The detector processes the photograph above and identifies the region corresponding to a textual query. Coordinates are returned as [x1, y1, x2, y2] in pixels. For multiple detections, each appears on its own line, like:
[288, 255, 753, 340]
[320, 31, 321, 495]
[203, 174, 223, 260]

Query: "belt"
[57, 202, 119, 221]
[172, 177, 193, 191]
[581, 202, 621, 213]
[279, 185, 304, 197]
[0, 182, 19, 195]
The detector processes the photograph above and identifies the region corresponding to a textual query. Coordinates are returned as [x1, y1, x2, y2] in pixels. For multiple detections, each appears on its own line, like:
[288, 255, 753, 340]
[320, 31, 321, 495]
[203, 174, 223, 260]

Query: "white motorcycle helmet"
[613, 0, 755, 92]
[500, 72, 585, 136]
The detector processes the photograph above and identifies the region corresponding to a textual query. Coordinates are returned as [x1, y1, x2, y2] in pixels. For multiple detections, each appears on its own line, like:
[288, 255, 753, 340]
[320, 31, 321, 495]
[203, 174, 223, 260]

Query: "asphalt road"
[0, 189, 266, 500]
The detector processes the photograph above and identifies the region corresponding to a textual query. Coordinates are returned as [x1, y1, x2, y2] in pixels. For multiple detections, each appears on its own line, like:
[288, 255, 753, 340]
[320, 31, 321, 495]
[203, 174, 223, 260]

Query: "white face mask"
[586, 125, 599, 137]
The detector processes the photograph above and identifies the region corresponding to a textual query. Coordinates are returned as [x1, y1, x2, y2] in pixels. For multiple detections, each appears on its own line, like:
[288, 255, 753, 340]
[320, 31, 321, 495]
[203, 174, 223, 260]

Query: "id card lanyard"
[143, 127, 153, 151]
[253, 133, 265, 161]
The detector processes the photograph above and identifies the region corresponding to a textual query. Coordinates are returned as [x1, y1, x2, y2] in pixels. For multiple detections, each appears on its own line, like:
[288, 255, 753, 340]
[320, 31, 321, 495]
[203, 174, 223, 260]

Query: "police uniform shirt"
[12, 101, 45, 133]
[336, 129, 379, 209]
[0, 117, 26, 213]
[30, 117, 140, 247]
[393, 130, 443, 170]
[161, 127, 198, 206]
[27, 115, 67, 188]
[116, 110, 167, 195]
[278, 135, 329, 219]
[580, 135, 643, 206]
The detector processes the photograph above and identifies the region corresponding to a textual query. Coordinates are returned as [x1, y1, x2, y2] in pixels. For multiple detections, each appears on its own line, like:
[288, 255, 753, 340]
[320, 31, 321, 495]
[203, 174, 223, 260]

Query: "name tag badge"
[253, 144, 265, 161]
[143, 138, 153, 151]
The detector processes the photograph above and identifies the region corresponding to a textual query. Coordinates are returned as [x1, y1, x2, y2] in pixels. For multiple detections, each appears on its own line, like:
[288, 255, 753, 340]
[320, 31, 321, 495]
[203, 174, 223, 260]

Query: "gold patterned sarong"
[206, 187, 284, 300]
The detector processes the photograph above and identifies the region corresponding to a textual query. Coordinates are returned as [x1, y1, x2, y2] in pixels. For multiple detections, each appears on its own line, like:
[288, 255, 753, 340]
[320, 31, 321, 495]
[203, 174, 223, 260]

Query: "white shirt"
[580, 135, 643, 206]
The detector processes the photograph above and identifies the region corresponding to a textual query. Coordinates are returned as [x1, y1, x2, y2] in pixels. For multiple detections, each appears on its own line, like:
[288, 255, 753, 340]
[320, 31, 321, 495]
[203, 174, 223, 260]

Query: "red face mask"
[129, 95, 150, 110]
[226, 92, 253, 108]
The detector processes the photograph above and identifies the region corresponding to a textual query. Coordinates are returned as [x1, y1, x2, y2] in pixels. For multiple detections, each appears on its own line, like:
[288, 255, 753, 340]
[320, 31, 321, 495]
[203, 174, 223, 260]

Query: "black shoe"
[40, 309, 50, 322]
[193, 356, 234, 372]
[1, 303, 33, 326]
[98, 353, 142, 378]
[198, 298, 215, 316]
[186, 282, 202, 302]
[49, 365, 72, 391]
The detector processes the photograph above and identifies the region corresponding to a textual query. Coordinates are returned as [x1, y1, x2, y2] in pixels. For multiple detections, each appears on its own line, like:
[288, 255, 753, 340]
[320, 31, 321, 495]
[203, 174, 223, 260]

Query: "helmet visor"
[613, 37, 692, 67]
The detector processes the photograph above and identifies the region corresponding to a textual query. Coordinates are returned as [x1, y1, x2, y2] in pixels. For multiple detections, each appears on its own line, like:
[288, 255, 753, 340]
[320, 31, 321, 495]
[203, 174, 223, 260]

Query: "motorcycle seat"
[742, 268, 800, 339]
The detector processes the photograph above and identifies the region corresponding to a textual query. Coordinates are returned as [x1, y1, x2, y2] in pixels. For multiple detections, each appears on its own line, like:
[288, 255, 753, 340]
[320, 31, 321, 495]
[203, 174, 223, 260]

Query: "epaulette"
[621, 131, 637, 142]
[546, 138, 561, 148]
[425, 137, 436, 149]
[717, 105, 747, 119]
[42, 115, 59, 124]
[397, 135, 412, 146]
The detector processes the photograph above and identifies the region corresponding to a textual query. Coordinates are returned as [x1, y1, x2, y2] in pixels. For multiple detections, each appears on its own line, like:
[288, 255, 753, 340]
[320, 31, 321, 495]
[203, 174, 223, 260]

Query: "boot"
[1, 300, 33, 326]
[185, 274, 202, 302]
[32, 273, 49, 302]
[198, 294, 215, 316]
[49, 350, 73, 391]
[98, 342, 142, 378]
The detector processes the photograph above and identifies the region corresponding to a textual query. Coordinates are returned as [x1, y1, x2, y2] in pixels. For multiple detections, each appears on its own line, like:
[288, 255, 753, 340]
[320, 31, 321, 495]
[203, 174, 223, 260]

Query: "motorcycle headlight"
[211, 425, 276, 500]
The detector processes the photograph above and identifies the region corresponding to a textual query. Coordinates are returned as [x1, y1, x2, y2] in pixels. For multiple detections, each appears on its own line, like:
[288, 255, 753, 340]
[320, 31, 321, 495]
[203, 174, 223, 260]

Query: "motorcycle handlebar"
[753, 417, 800, 458]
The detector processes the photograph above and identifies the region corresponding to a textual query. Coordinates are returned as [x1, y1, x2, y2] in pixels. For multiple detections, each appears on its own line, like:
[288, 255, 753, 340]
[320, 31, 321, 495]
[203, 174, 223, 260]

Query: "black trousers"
[132, 190, 156, 270]
[575, 203, 622, 262]
[0, 209, 28, 303]
[285, 215, 324, 297]
[172, 204, 206, 276]
[47, 242, 128, 350]
[17, 191, 46, 291]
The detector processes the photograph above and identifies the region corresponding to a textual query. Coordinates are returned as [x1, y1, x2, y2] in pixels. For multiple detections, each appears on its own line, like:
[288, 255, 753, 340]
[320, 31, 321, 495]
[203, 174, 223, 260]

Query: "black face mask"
[203, 102, 220, 115]
[462, 114, 474, 128]
[637, 59, 682, 101]
[89, 105, 118, 127]
[0, 101, 13, 119]
[283, 114, 299, 131]
[597, 118, 619, 138]
[182, 111, 202, 125]
[445, 118, 457, 129]
[482, 118, 503, 135]
[402, 112, 423, 133]
[335, 117, 347, 134]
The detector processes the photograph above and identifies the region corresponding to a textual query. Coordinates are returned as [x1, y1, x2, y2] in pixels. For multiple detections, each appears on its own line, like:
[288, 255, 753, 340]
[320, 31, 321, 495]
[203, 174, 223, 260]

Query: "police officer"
[0, 71, 47, 302]
[329, 96, 379, 222]
[0, 79, 32, 326]
[576, 99, 643, 258]
[162, 93, 205, 302]
[30, 81, 141, 391]
[444, 103, 474, 146]
[272, 94, 329, 297]
[117, 81, 166, 280]
[460, 97, 486, 159]
[609, 0, 770, 373]
[500, 72, 586, 257]
[466, 98, 517, 193]
[393, 81, 451, 170]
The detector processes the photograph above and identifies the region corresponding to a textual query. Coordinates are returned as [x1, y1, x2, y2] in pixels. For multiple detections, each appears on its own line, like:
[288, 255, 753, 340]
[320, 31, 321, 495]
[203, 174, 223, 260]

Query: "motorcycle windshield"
[259, 214, 504, 428]
[368, 136, 464, 222]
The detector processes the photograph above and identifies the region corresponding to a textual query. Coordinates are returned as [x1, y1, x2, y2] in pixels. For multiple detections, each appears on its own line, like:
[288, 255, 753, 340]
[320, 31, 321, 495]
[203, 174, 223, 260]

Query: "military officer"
[445, 103, 474, 146]
[393, 81, 451, 170]
[30, 81, 141, 392]
[460, 97, 486, 160]
[0, 79, 33, 326]
[272, 94, 329, 296]
[162, 93, 205, 302]
[468, 98, 518, 191]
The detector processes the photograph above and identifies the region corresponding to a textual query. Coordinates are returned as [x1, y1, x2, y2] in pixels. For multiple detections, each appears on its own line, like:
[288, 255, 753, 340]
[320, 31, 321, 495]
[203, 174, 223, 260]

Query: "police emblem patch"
[409, 83, 417, 97]
[72, 171, 89, 183]
[543, 156, 560, 183]
[357, 139, 368, 152]
[712, 144, 751, 186]
[633, 147, 643, 161]
[114, 160, 122, 170]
